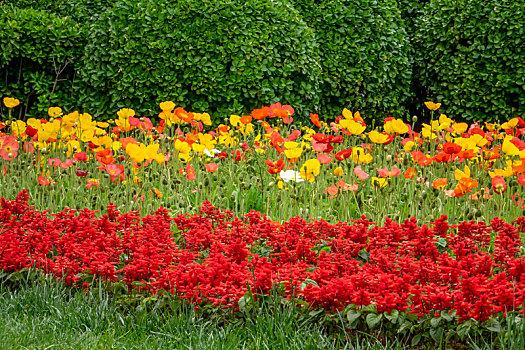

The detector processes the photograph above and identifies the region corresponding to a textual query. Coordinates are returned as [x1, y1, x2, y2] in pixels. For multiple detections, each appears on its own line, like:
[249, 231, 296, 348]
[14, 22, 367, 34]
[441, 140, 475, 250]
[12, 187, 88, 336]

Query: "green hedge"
[291, 0, 413, 119]
[0, 0, 112, 22]
[0, 6, 85, 117]
[2, 0, 524, 123]
[412, 0, 525, 122]
[76, 0, 322, 120]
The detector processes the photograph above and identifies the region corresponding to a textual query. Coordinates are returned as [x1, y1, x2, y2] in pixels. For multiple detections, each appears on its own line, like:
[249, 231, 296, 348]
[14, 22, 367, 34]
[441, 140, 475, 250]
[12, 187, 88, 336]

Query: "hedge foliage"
[1, 0, 524, 123]
[291, 0, 412, 119]
[76, 0, 322, 119]
[412, 0, 525, 122]
[0, 6, 84, 117]
[0, 0, 112, 22]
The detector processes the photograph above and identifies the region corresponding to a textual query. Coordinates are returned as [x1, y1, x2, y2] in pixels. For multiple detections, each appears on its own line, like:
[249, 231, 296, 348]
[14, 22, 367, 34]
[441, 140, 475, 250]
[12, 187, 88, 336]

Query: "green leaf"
[384, 309, 399, 324]
[457, 320, 473, 340]
[411, 334, 422, 347]
[347, 310, 362, 324]
[366, 313, 382, 329]
[485, 319, 502, 333]
[398, 320, 413, 334]
[430, 316, 442, 328]
[299, 278, 319, 290]
[430, 327, 443, 342]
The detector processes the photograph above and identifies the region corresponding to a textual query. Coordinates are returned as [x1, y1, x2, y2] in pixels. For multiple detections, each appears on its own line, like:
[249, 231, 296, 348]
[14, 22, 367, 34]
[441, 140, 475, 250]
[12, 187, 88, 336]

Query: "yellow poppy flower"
[300, 159, 321, 182]
[3, 97, 20, 108]
[48, 107, 63, 118]
[371, 177, 388, 188]
[424, 101, 441, 110]
[454, 165, 471, 181]
[159, 101, 175, 112]
[384, 119, 408, 134]
[368, 130, 390, 144]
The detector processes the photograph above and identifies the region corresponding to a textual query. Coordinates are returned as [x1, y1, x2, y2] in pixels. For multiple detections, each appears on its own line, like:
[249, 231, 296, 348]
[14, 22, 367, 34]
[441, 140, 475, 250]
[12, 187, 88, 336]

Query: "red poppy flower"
[492, 176, 507, 194]
[74, 152, 88, 162]
[285, 129, 301, 142]
[265, 158, 285, 174]
[96, 148, 114, 165]
[411, 150, 433, 166]
[38, 176, 52, 186]
[335, 148, 352, 161]
[432, 152, 452, 163]
[442, 142, 462, 154]
[26, 125, 38, 137]
[106, 164, 125, 183]
[518, 174, 525, 186]
[232, 150, 244, 162]
[510, 137, 525, 151]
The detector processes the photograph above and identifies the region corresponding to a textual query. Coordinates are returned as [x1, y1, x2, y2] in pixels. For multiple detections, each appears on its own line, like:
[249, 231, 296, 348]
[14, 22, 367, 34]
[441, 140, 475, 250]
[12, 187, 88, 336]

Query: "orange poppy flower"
[453, 177, 478, 197]
[240, 115, 252, 125]
[186, 164, 196, 181]
[317, 153, 332, 164]
[377, 167, 401, 178]
[310, 113, 322, 128]
[404, 167, 416, 179]
[354, 166, 369, 180]
[153, 188, 163, 198]
[251, 106, 270, 120]
[205, 163, 219, 172]
[85, 178, 100, 189]
[432, 178, 448, 190]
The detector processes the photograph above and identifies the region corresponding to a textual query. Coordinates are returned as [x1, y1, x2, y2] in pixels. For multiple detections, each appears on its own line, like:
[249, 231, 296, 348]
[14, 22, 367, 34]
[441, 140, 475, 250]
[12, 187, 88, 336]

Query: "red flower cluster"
[1, 191, 525, 321]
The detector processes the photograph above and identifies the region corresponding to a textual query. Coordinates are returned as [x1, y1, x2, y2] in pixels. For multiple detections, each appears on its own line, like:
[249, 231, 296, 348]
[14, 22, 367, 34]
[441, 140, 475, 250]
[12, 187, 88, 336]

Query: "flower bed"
[2, 190, 524, 325]
[1, 98, 525, 224]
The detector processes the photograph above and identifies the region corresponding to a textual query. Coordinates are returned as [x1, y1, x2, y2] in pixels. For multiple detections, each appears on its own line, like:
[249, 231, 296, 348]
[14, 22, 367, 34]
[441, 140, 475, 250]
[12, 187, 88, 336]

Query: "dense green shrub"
[77, 0, 322, 120]
[0, 0, 112, 22]
[413, 0, 525, 122]
[291, 0, 413, 120]
[0, 6, 85, 118]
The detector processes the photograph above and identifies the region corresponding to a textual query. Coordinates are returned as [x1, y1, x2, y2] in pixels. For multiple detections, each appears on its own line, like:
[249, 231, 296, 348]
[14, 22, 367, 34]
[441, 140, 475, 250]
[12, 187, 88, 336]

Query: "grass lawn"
[2, 275, 524, 349]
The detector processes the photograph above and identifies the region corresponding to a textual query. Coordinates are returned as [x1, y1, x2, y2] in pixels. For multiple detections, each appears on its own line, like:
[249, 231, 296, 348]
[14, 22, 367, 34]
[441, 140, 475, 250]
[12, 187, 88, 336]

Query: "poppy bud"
[75, 169, 88, 177]
[412, 116, 418, 123]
